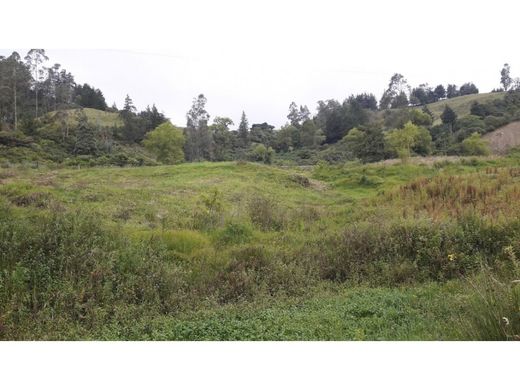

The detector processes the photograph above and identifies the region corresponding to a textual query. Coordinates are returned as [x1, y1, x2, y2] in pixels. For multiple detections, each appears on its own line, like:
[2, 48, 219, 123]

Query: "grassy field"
[427, 92, 506, 123]
[1, 155, 519, 340]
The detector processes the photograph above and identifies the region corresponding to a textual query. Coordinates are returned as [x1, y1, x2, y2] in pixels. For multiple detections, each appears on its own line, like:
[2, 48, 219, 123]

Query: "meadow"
[1, 154, 519, 340]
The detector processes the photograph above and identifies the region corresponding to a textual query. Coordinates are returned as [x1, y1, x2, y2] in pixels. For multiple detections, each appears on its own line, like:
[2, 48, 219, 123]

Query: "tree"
[459, 83, 479, 96]
[379, 73, 410, 109]
[250, 122, 275, 146]
[462, 132, 490, 156]
[119, 94, 142, 143]
[316, 99, 369, 144]
[410, 84, 437, 105]
[348, 93, 378, 110]
[185, 94, 213, 161]
[422, 105, 434, 122]
[139, 104, 167, 131]
[74, 84, 107, 110]
[249, 144, 274, 164]
[287, 102, 311, 127]
[74, 110, 96, 155]
[237, 111, 249, 147]
[501, 63, 513, 91]
[211, 117, 234, 161]
[341, 125, 387, 163]
[24, 49, 48, 117]
[391, 91, 409, 108]
[412, 126, 433, 156]
[123, 94, 136, 113]
[287, 102, 300, 127]
[275, 124, 295, 152]
[0, 52, 31, 131]
[434, 84, 446, 100]
[300, 119, 324, 148]
[143, 121, 185, 164]
[446, 84, 459, 99]
[441, 105, 457, 130]
[384, 121, 422, 163]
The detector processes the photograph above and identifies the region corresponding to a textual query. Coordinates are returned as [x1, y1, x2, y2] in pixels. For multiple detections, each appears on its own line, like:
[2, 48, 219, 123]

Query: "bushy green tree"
[211, 117, 234, 161]
[462, 132, 490, 156]
[446, 84, 459, 99]
[434, 84, 446, 100]
[275, 124, 296, 152]
[341, 125, 387, 163]
[384, 121, 422, 162]
[143, 121, 185, 164]
[249, 143, 274, 164]
[460, 83, 479, 96]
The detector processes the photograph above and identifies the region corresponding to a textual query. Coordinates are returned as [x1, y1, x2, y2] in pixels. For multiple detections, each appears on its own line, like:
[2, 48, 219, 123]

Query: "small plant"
[193, 188, 225, 230]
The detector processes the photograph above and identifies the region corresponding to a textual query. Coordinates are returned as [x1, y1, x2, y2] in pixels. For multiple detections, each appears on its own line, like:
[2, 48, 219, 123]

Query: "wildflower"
[448, 254, 456, 262]
[502, 317, 510, 326]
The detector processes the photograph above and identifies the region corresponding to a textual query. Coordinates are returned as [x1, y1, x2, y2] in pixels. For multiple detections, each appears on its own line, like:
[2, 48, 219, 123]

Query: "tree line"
[2, 49, 520, 166]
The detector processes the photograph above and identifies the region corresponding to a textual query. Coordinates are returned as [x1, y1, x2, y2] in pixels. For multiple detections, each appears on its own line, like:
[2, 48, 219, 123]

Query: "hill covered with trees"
[2, 50, 520, 168]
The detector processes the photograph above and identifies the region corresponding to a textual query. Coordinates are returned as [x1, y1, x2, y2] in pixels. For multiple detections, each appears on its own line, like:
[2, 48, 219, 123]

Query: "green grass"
[84, 282, 468, 341]
[44, 108, 123, 128]
[1, 156, 519, 340]
[426, 92, 506, 124]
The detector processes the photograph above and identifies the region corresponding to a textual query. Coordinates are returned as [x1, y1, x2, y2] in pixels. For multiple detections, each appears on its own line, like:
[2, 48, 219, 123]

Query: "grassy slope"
[44, 108, 123, 128]
[2, 156, 519, 340]
[426, 92, 506, 123]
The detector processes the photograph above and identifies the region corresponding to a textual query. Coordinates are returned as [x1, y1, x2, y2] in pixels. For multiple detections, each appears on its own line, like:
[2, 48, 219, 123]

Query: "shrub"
[462, 133, 490, 156]
[247, 195, 286, 231]
[215, 221, 253, 246]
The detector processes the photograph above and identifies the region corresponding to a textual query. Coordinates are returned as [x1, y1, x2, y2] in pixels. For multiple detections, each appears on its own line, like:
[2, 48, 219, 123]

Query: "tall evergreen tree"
[74, 110, 96, 155]
[237, 111, 250, 148]
[441, 105, 457, 130]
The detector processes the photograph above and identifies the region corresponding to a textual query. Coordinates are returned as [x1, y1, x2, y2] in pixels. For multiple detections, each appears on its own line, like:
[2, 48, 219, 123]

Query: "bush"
[247, 195, 286, 231]
[462, 133, 490, 156]
[215, 221, 253, 246]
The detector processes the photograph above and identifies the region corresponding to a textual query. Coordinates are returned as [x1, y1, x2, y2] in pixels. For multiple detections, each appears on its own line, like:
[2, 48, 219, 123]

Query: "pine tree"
[238, 111, 250, 148]
[441, 105, 457, 130]
[74, 110, 96, 155]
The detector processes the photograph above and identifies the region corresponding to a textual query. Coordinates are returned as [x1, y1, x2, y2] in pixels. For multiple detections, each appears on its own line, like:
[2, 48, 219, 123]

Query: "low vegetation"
[1, 152, 519, 340]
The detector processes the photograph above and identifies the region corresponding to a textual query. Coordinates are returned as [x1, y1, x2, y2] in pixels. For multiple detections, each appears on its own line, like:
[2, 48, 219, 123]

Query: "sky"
[2, 0, 520, 128]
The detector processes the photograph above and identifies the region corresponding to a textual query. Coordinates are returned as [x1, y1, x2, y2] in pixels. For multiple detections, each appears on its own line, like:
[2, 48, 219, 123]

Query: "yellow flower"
[448, 254, 456, 262]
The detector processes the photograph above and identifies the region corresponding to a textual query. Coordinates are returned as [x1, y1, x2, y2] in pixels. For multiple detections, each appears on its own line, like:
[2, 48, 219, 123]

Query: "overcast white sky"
[2, 0, 520, 128]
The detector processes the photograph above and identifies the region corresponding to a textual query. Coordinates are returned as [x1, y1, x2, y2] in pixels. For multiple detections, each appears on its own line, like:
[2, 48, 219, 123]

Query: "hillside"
[44, 108, 123, 128]
[483, 120, 520, 154]
[426, 92, 506, 123]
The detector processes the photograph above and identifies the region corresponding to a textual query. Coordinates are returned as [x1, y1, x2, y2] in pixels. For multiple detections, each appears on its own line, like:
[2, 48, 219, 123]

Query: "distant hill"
[43, 108, 123, 128]
[425, 92, 506, 124]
